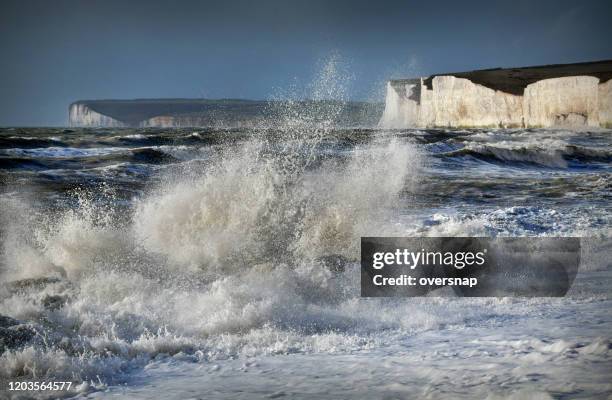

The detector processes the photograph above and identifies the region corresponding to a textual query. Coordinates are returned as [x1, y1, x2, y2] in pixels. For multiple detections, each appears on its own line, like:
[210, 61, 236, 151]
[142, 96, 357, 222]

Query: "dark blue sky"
[1, 0, 611, 126]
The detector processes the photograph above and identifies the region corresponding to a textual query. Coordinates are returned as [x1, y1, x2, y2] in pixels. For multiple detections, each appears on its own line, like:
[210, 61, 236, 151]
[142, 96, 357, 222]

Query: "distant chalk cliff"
[68, 99, 383, 128]
[379, 60, 612, 129]
[69, 103, 125, 127]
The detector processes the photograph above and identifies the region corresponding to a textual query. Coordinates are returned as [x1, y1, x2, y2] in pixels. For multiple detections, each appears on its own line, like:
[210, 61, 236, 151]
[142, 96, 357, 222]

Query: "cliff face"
[380, 60, 612, 129]
[69, 103, 125, 127]
[523, 76, 600, 128]
[69, 99, 257, 128]
[599, 80, 612, 128]
[428, 76, 523, 128]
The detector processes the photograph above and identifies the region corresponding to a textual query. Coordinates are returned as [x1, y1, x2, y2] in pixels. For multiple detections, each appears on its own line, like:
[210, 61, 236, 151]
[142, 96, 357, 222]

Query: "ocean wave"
[0, 136, 67, 149]
[437, 142, 611, 168]
[133, 137, 419, 272]
[0, 147, 180, 175]
[0, 156, 48, 170]
[0, 146, 129, 159]
[1, 131, 607, 391]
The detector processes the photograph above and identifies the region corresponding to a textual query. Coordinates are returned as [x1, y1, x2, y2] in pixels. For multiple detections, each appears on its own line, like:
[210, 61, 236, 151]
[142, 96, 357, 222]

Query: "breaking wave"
[0, 57, 426, 392]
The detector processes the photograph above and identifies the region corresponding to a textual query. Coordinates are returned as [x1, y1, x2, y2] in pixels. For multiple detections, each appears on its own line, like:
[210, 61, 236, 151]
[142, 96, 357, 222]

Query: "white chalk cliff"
[69, 103, 125, 128]
[380, 61, 612, 129]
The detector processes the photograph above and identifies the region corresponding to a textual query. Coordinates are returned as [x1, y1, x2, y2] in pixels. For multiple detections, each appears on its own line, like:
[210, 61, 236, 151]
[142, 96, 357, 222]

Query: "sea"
[0, 99, 611, 399]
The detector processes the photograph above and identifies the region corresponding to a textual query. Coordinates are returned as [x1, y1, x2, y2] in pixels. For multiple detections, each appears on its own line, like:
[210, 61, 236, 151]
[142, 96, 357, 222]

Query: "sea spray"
[132, 54, 420, 272]
[133, 138, 419, 272]
[0, 57, 425, 389]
